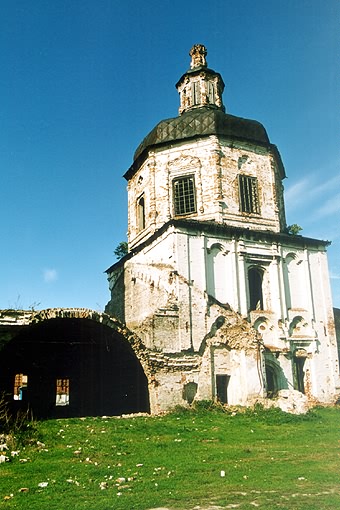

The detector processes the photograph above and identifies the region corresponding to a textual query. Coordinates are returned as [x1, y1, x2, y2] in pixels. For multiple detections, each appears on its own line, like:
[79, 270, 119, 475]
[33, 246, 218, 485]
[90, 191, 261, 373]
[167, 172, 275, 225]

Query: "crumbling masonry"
[0, 45, 339, 418]
[105, 44, 340, 412]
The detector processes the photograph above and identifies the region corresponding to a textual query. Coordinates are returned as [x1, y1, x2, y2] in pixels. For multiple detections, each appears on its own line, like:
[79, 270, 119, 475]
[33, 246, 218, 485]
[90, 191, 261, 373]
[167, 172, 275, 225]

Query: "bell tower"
[176, 44, 225, 114]
[124, 44, 286, 250]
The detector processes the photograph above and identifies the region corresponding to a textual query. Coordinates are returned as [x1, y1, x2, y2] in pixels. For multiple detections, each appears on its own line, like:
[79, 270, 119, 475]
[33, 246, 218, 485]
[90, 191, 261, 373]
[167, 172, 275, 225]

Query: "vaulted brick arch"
[29, 308, 152, 373]
[0, 308, 151, 419]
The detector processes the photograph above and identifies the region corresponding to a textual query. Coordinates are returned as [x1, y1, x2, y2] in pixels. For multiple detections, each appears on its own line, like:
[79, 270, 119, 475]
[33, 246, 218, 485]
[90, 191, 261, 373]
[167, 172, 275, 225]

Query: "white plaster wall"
[109, 223, 339, 403]
[108, 161, 339, 409]
[149, 371, 191, 413]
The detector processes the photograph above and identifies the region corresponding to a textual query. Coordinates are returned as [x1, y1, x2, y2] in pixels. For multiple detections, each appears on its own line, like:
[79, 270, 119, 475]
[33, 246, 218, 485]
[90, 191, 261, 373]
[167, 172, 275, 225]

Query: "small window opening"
[248, 267, 264, 311]
[293, 357, 306, 394]
[191, 81, 201, 105]
[265, 366, 276, 398]
[173, 175, 196, 216]
[56, 378, 70, 406]
[137, 195, 145, 231]
[216, 374, 230, 404]
[13, 373, 28, 400]
[238, 175, 260, 213]
[207, 81, 215, 104]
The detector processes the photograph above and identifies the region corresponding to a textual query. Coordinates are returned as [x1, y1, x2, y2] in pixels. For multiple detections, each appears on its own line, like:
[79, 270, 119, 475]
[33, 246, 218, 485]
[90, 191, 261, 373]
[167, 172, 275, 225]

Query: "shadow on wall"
[334, 308, 340, 364]
[105, 268, 127, 324]
[0, 318, 150, 419]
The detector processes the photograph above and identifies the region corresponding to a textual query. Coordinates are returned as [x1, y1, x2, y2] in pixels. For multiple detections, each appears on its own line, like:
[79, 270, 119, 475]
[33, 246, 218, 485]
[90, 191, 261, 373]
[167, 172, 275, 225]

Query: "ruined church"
[0, 45, 339, 418]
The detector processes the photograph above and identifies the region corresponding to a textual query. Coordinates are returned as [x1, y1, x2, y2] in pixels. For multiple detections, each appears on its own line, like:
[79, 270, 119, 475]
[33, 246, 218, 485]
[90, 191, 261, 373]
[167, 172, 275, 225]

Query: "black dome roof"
[123, 106, 286, 182]
[133, 107, 269, 162]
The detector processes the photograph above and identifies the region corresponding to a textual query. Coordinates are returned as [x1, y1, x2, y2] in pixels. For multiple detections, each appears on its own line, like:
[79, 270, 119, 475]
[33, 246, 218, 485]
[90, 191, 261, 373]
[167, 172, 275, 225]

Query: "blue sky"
[1, 0, 339, 311]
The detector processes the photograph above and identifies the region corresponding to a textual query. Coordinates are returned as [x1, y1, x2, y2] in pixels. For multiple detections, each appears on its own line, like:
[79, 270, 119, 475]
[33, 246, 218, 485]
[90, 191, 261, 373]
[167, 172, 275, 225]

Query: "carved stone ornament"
[190, 44, 207, 69]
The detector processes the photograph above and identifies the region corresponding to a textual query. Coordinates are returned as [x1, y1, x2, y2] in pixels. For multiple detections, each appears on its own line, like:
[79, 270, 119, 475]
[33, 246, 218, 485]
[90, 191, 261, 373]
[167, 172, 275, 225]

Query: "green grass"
[1, 405, 340, 509]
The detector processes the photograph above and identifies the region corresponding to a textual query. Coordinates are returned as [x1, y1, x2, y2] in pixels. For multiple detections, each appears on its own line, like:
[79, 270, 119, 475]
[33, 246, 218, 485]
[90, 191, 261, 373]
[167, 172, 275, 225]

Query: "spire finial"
[189, 44, 207, 69]
[176, 45, 225, 115]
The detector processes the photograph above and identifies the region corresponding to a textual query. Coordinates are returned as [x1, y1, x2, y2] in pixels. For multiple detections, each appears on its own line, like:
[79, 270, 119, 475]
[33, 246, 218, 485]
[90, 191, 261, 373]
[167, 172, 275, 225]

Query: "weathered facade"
[0, 45, 339, 419]
[105, 45, 340, 412]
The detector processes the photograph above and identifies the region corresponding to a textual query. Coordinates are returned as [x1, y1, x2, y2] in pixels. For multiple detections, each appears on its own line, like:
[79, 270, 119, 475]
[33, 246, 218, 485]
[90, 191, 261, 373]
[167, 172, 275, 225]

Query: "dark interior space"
[293, 356, 306, 394]
[265, 365, 276, 397]
[248, 267, 264, 311]
[216, 374, 230, 404]
[0, 318, 150, 419]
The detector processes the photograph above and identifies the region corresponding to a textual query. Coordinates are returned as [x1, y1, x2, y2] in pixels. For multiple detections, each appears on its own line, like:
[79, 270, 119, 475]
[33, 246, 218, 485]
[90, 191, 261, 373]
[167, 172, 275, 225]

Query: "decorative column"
[235, 240, 248, 316]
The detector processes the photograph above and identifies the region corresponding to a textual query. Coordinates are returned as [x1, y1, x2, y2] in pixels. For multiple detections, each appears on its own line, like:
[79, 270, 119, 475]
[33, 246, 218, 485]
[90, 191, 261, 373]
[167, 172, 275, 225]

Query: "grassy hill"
[1, 404, 340, 509]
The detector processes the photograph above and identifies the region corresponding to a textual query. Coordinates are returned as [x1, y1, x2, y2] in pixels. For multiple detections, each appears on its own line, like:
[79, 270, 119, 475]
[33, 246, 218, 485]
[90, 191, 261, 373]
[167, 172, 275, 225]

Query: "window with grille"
[56, 378, 70, 406]
[173, 176, 197, 216]
[13, 373, 28, 400]
[238, 175, 260, 214]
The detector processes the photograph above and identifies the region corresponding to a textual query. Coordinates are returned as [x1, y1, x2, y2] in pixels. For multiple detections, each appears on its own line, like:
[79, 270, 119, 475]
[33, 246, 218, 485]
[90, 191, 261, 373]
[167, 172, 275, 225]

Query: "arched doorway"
[0, 313, 150, 419]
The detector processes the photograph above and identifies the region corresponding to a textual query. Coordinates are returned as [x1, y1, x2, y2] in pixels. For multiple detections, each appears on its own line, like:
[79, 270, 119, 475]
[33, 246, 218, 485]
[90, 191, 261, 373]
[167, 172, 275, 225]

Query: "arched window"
[248, 267, 264, 311]
[137, 195, 145, 231]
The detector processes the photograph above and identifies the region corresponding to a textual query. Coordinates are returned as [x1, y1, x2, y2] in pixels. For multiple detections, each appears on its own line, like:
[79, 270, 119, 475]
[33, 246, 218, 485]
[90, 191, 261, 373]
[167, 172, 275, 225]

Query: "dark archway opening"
[0, 318, 150, 419]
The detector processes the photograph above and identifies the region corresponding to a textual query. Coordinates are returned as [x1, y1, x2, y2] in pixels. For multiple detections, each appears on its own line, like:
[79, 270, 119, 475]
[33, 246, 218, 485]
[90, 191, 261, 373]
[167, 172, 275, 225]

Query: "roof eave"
[105, 219, 330, 274]
[124, 133, 275, 182]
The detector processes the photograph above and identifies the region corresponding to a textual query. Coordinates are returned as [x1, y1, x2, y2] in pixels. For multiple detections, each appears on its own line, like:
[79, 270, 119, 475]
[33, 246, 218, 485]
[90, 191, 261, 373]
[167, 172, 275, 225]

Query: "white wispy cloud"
[330, 270, 340, 281]
[311, 173, 340, 197]
[284, 178, 309, 210]
[285, 171, 340, 222]
[315, 193, 340, 218]
[43, 268, 58, 283]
